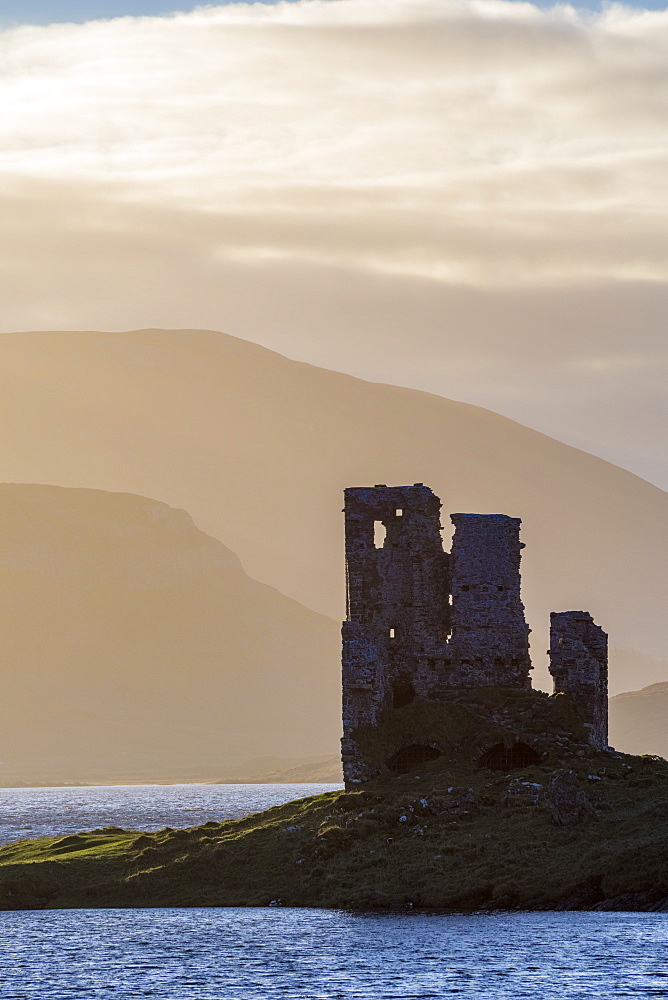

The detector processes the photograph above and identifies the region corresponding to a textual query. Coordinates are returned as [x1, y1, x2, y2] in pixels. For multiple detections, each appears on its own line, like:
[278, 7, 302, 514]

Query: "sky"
[2, 0, 667, 21]
[0, 0, 666, 487]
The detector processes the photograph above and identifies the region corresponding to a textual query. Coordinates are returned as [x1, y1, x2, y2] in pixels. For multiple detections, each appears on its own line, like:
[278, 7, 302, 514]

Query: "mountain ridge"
[0, 483, 341, 785]
[0, 328, 665, 694]
[0, 480, 664, 784]
[15, 325, 663, 489]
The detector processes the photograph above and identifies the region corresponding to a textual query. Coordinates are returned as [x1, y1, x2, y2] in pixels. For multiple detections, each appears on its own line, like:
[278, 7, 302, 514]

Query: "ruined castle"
[341, 484, 608, 785]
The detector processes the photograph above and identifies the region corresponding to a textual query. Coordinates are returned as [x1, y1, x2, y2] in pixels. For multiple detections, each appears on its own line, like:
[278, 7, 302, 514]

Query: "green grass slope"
[2, 690, 667, 912]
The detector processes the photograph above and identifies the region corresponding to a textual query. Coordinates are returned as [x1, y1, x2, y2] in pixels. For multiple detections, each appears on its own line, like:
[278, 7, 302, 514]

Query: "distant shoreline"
[0, 779, 344, 789]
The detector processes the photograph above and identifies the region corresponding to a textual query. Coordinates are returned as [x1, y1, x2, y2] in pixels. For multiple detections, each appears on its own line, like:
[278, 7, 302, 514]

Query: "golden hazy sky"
[0, 1, 666, 485]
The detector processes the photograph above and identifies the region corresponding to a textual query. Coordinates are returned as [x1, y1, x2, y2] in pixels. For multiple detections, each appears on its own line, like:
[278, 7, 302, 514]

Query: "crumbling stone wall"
[342, 484, 449, 782]
[549, 611, 608, 749]
[448, 513, 532, 688]
[344, 483, 448, 653]
[342, 484, 532, 783]
[342, 484, 608, 785]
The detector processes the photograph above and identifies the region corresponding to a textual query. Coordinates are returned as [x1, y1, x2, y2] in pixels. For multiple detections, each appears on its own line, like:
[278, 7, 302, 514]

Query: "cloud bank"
[0, 0, 666, 484]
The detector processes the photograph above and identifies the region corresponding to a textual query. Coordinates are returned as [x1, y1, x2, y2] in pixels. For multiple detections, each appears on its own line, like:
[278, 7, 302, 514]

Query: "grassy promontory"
[2, 689, 668, 912]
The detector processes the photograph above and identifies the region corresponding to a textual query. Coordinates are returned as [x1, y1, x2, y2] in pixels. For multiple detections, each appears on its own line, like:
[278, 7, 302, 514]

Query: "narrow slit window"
[374, 521, 386, 549]
[389, 627, 396, 639]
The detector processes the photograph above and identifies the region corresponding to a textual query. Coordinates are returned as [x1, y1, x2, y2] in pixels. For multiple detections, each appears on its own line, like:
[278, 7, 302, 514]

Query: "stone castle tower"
[549, 611, 608, 749]
[341, 484, 608, 785]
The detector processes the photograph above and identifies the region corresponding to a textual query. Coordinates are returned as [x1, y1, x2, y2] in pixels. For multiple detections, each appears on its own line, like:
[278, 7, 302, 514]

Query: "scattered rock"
[544, 770, 597, 825]
[503, 780, 543, 806]
[423, 788, 478, 816]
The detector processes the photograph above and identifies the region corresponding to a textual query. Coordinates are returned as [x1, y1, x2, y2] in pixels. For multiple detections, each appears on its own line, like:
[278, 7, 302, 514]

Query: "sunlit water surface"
[0, 785, 667, 998]
[0, 782, 342, 844]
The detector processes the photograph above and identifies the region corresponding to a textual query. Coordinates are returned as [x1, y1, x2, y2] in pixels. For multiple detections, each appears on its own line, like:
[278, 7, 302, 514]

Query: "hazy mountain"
[0, 484, 661, 785]
[610, 683, 668, 760]
[607, 651, 668, 698]
[215, 755, 343, 784]
[0, 485, 340, 785]
[0, 328, 665, 693]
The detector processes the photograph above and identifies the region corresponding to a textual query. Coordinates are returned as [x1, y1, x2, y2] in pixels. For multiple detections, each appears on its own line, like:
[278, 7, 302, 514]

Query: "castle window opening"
[341, 484, 609, 787]
[387, 744, 442, 775]
[392, 679, 415, 709]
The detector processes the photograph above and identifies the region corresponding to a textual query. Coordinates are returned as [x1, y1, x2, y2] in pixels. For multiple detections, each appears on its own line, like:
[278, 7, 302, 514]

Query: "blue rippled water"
[0, 785, 666, 998]
[1, 909, 668, 999]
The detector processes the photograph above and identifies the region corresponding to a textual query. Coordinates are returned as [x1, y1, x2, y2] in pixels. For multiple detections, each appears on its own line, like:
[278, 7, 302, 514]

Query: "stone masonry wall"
[342, 483, 609, 785]
[342, 484, 449, 782]
[344, 483, 448, 650]
[447, 513, 532, 688]
[549, 611, 608, 749]
[341, 485, 535, 784]
[341, 620, 386, 782]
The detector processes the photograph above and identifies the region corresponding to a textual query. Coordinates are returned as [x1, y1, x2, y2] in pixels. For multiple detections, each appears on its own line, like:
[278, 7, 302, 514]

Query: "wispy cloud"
[0, 0, 666, 483]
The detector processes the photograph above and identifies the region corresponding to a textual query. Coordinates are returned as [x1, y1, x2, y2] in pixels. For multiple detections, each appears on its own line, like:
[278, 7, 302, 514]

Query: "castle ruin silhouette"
[341, 484, 608, 786]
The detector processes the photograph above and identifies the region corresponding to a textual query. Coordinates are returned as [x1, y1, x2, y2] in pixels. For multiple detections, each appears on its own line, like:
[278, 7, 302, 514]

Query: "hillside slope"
[0, 328, 665, 691]
[610, 683, 668, 759]
[0, 485, 340, 785]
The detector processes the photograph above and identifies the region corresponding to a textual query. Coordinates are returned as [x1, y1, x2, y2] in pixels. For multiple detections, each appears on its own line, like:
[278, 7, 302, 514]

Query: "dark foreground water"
[0, 909, 667, 999]
[0, 785, 666, 998]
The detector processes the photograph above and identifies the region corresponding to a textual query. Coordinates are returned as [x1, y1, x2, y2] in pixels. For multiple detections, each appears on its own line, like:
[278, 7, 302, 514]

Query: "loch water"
[0, 784, 666, 999]
[0, 782, 343, 845]
[1, 908, 668, 999]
